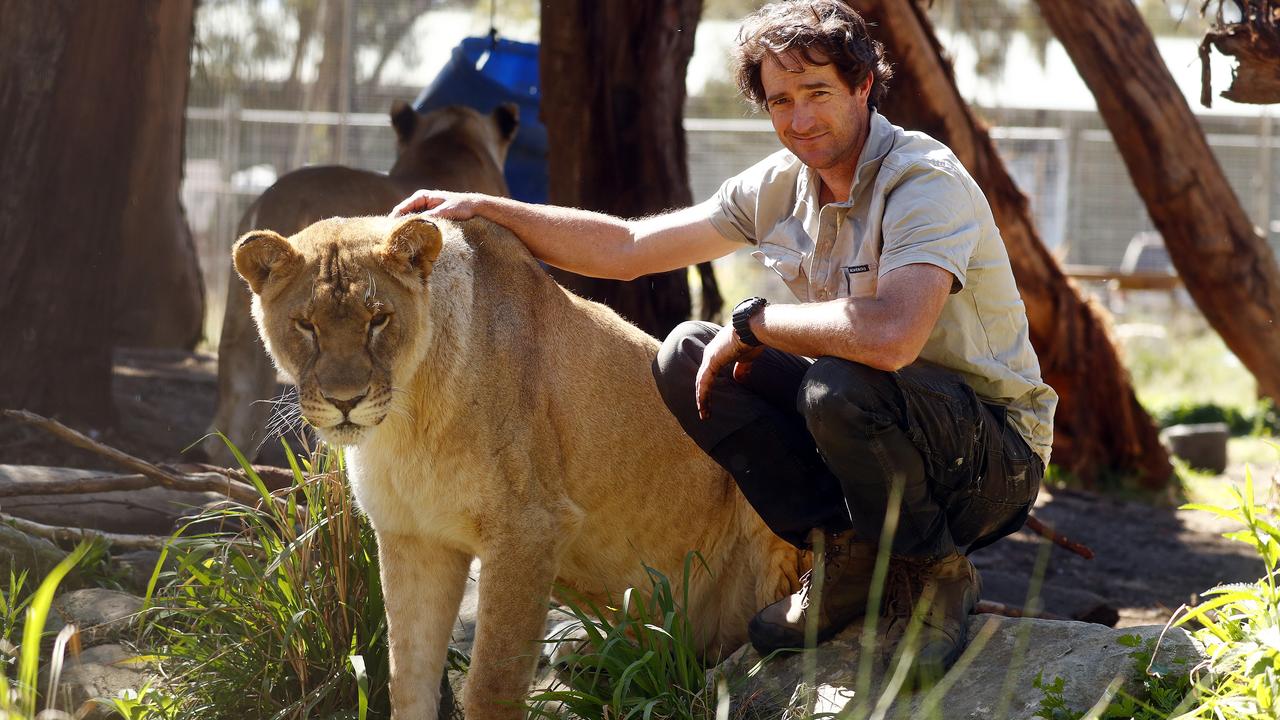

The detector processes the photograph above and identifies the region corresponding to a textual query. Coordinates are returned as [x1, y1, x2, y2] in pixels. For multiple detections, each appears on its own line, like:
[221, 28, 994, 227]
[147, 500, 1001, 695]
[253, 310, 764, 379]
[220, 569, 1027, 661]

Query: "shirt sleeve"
[878, 160, 983, 293]
[702, 150, 797, 246]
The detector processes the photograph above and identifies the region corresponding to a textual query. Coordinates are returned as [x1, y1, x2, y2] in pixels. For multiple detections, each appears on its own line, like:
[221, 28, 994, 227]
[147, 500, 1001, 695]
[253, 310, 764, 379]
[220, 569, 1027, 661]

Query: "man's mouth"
[791, 132, 828, 142]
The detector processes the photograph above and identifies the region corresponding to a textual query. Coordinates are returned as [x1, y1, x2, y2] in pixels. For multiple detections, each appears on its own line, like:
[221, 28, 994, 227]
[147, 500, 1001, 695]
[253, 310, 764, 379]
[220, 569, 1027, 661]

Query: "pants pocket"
[895, 363, 983, 496]
[947, 405, 1041, 548]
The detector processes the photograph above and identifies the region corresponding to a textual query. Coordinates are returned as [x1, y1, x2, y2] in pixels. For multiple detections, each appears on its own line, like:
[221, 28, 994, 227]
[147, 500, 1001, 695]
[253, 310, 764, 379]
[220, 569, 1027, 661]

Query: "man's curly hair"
[732, 0, 893, 111]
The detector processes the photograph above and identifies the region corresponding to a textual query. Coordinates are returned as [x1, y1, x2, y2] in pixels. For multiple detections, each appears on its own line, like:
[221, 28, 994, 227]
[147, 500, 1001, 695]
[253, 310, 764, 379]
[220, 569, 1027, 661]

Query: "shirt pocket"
[841, 259, 879, 298]
[751, 242, 805, 285]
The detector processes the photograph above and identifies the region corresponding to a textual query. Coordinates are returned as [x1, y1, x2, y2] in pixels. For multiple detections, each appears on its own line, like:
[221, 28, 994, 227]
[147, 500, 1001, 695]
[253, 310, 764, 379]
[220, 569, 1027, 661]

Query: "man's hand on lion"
[391, 189, 482, 220]
[695, 325, 765, 421]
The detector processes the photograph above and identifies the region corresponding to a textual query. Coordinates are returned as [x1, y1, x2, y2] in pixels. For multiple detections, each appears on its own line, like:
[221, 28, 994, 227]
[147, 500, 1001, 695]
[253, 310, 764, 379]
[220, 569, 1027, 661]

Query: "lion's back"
[241, 166, 407, 236]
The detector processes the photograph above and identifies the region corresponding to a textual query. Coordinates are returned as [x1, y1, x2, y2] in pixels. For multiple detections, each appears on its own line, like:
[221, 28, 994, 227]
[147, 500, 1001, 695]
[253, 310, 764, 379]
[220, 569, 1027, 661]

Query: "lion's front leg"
[378, 532, 472, 720]
[463, 529, 563, 720]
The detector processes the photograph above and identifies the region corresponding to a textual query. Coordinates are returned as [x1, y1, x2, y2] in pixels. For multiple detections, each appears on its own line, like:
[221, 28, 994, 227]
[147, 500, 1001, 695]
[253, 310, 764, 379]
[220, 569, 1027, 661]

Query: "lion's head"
[233, 215, 443, 446]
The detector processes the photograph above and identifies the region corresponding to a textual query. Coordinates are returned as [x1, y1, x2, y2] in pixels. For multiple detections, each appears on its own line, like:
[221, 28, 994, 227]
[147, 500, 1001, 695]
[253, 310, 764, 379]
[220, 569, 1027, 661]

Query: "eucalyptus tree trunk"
[540, 0, 719, 338]
[1035, 0, 1280, 405]
[0, 0, 177, 426]
[115, 0, 204, 349]
[850, 0, 1173, 487]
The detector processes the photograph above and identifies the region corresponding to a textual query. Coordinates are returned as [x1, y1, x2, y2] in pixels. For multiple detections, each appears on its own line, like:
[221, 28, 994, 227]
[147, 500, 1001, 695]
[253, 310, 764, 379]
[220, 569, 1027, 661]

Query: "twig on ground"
[1, 409, 266, 507]
[173, 462, 298, 492]
[0, 512, 169, 551]
[1025, 515, 1095, 559]
[974, 599, 1067, 621]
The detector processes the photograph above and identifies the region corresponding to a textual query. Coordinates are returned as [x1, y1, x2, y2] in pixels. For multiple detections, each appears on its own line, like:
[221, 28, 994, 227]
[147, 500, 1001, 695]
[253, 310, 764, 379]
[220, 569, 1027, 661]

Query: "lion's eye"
[295, 318, 316, 335]
[370, 313, 391, 330]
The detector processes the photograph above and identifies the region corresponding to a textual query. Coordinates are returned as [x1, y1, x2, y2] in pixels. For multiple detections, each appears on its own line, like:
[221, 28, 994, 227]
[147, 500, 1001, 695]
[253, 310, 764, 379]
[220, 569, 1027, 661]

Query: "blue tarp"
[413, 36, 548, 204]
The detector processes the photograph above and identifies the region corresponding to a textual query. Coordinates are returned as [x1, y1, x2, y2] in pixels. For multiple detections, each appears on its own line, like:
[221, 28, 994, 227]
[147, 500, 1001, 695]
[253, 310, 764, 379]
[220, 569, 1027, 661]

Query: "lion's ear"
[234, 230, 301, 295]
[492, 102, 520, 144]
[390, 100, 417, 143]
[381, 216, 442, 279]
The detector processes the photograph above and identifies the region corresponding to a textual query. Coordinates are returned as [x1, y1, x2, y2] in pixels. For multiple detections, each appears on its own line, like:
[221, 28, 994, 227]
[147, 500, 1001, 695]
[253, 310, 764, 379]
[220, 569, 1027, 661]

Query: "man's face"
[760, 53, 871, 174]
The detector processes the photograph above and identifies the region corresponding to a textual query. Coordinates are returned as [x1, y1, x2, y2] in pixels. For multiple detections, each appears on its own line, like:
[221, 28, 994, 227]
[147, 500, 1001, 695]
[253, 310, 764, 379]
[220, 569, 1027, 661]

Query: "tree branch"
[2, 409, 265, 506]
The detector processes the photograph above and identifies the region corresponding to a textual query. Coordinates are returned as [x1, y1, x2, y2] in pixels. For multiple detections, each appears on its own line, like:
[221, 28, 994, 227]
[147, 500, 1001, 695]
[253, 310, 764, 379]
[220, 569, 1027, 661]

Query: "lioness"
[233, 215, 804, 719]
[205, 102, 519, 465]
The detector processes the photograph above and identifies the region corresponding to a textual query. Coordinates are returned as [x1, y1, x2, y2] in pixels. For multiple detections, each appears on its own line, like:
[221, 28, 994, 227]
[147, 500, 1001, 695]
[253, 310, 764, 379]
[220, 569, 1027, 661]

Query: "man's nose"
[790, 102, 817, 133]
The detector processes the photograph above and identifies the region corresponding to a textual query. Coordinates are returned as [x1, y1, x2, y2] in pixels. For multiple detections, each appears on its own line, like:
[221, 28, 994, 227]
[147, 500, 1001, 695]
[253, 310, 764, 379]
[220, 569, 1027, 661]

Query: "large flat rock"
[714, 615, 1201, 719]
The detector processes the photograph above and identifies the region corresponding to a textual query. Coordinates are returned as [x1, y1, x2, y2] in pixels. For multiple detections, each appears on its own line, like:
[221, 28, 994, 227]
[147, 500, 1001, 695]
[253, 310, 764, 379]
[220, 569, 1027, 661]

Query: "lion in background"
[232, 215, 805, 719]
[204, 102, 519, 465]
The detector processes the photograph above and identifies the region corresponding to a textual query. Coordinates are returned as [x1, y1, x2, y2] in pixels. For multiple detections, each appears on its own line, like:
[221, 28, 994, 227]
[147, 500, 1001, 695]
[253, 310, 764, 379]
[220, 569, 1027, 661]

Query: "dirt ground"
[2, 348, 1275, 630]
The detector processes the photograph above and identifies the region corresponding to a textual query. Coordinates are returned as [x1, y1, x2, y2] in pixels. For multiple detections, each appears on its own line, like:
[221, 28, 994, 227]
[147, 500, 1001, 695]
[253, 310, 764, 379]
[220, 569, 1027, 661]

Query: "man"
[392, 0, 1056, 685]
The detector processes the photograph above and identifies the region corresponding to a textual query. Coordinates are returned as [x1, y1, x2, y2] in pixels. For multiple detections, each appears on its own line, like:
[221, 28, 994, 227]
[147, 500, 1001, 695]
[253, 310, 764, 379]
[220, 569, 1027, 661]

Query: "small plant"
[1170, 463, 1280, 719]
[141, 439, 391, 719]
[105, 683, 183, 720]
[526, 553, 716, 720]
[0, 542, 94, 719]
[1032, 634, 1192, 720]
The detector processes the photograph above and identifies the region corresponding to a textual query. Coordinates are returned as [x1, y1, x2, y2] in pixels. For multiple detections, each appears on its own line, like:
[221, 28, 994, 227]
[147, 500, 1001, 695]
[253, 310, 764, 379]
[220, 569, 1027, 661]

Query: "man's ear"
[234, 230, 301, 295]
[381, 216, 443, 280]
[493, 102, 520, 143]
[391, 100, 417, 143]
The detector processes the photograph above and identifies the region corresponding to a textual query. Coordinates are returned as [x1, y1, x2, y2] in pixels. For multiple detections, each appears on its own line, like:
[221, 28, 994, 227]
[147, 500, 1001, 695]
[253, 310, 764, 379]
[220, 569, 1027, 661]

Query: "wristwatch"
[731, 296, 769, 347]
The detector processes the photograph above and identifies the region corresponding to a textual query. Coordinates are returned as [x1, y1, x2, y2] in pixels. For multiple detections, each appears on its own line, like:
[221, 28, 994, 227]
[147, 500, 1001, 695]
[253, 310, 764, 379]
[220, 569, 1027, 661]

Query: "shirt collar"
[797, 109, 896, 208]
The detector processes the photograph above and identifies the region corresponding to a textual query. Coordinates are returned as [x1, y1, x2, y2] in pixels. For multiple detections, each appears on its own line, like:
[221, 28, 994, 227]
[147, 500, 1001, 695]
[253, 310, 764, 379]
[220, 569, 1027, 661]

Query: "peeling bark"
[1200, 0, 1280, 105]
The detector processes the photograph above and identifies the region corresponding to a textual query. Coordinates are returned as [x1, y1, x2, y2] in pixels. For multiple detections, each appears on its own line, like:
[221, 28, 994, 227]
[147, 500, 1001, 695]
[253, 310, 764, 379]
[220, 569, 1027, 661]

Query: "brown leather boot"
[748, 529, 877, 654]
[882, 552, 981, 687]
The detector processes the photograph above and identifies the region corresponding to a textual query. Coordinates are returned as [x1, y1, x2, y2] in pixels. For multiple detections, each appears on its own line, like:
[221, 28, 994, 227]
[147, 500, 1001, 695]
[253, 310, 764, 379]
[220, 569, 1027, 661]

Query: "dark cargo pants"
[652, 321, 1041, 558]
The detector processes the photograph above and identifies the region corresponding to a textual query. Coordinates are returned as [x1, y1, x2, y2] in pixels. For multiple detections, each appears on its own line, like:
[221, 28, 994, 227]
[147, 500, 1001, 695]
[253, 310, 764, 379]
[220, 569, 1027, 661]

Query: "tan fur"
[206, 103, 518, 465]
[234, 216, 805, 720]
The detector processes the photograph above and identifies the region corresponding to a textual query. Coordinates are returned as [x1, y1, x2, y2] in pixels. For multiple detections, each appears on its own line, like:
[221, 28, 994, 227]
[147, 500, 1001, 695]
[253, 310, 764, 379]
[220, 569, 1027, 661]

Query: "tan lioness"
[232, 215, 804, 719]
[205, 102, 519, 465]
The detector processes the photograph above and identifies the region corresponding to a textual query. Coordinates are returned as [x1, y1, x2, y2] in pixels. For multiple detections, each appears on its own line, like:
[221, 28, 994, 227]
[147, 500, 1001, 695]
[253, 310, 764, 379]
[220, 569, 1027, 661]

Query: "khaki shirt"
[706, 111, 1057, 465]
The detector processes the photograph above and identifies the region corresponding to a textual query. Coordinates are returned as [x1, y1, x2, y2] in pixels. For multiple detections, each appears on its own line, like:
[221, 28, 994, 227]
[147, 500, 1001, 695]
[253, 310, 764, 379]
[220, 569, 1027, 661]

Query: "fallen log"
[2, 409, 266, 506]
[0, 465, 226, 535]
[1, 513, 169, 551]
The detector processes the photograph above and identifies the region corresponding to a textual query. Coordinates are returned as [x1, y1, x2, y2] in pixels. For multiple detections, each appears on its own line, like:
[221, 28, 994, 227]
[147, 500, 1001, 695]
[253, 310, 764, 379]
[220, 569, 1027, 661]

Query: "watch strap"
[732, 297, 768, 347]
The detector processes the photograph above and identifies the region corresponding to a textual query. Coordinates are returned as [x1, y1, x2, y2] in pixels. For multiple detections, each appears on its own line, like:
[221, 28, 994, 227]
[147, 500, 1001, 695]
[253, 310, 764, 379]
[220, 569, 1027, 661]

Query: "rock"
[48, 589, 144, 648]
[1161, 422, 1229, 474]
[111, 550, 166, 594]
[41, 643, 153, 720]
[0, 522, 66, 578]
[712, 616, 1201, 719]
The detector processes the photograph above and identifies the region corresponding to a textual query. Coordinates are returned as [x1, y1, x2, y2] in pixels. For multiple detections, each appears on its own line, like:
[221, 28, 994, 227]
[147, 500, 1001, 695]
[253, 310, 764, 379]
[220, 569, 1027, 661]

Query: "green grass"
[139, 439, 391, 720]
[527, 553, 716, 720]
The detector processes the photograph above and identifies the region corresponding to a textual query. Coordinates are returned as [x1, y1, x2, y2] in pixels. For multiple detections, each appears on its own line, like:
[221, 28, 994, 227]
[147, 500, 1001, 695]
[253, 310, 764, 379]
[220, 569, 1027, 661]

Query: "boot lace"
[885, 557, 929, 619]
[793, 535, 852, 613]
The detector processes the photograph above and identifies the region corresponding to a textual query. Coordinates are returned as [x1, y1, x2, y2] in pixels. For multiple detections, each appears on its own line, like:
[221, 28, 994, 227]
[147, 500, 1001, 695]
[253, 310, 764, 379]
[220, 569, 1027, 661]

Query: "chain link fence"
[184, 1, 1280, 341]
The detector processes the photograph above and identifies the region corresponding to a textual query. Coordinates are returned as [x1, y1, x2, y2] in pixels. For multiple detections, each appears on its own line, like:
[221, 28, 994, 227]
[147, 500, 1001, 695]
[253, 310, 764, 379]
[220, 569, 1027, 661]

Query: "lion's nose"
[324, 391, 367, 416]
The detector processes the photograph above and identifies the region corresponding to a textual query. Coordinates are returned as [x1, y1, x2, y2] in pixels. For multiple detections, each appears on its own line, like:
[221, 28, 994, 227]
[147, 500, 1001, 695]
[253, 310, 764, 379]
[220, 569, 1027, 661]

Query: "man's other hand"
[391, 190, 481, 220]
[695, 325, 764, 420]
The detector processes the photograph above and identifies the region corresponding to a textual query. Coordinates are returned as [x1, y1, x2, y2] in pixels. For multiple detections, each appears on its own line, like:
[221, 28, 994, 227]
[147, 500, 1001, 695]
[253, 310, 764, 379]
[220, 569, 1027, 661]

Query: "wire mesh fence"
[184, 0, 1280, 343]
